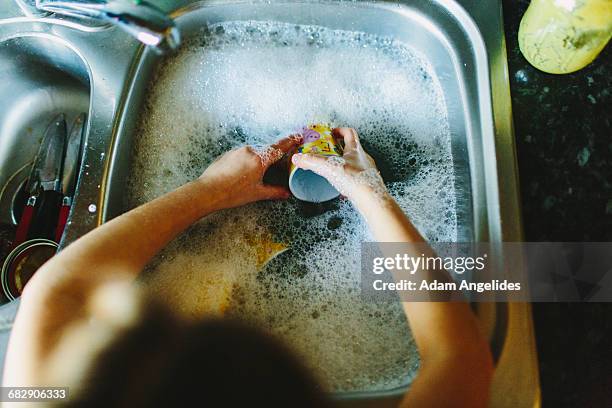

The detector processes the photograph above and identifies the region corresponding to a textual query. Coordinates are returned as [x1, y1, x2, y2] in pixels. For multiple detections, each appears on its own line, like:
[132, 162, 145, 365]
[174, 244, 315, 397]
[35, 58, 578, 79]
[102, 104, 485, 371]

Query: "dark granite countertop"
[502, 1, 611, 407]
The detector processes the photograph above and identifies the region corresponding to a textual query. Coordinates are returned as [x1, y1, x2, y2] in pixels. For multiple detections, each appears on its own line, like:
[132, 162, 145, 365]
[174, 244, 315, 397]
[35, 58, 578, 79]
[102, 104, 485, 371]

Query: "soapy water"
[128, 21, 456, 392]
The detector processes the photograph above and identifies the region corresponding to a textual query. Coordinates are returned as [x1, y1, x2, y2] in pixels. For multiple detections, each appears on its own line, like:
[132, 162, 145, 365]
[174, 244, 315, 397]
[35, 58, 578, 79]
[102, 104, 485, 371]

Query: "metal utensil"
[12, 114, 66, 248]
[1, 239, 58, 301]
[27, 114, 67, 242]
[0, 162, 32, 226]
[55, 113, 86, 242]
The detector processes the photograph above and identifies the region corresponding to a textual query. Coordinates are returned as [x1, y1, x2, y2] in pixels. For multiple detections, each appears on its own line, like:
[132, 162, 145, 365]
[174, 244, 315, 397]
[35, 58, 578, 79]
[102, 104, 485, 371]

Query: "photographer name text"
[370, 254, 522, 293]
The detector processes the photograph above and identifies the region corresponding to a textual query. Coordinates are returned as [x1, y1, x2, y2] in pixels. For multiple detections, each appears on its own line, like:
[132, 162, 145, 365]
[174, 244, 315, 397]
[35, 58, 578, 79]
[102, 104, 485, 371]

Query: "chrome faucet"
[17, 0, 180, 53]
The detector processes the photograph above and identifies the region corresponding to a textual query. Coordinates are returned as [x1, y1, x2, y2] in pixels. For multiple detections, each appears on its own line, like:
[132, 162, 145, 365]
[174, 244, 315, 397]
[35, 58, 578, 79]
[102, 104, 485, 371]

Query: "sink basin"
[104, 1, 540, 406]
[0, 35, 90, 226]
[0, 1, 540, 406]
[0, 7, 146, 249]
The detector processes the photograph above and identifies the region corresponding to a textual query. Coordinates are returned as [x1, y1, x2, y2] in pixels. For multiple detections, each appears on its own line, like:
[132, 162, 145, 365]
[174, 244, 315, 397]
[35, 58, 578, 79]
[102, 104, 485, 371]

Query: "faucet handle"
[36, 0, 181, 54]
[104, 0, 180, 53]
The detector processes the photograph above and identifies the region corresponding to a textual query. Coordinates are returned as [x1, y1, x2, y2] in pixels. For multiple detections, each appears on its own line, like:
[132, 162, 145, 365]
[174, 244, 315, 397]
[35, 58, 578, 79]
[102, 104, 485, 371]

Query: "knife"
[55, 113, 86, 242]
[12, 114, 67, 247]
[29, 114, 67, 241]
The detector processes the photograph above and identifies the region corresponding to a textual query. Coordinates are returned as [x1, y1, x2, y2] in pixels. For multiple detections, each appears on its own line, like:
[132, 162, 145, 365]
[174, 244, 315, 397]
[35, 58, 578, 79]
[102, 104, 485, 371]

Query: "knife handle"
[31, 190, 63, 241]
[55, 197, 72, 243]
[12, 196, 36, 248]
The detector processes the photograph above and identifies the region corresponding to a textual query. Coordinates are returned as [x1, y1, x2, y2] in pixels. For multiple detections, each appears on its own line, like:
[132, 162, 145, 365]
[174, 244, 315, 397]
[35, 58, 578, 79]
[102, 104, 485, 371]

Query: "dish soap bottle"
[518, 0, 612, 74]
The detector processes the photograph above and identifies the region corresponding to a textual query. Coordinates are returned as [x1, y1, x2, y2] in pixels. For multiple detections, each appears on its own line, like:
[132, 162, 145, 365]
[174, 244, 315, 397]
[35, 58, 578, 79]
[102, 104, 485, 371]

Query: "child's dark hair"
[60, 299, 330, 408]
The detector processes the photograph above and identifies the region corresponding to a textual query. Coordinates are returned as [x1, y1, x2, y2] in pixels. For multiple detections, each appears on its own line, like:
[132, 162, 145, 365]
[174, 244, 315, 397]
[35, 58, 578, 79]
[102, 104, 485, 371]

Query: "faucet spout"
[36, 0, 180, 53]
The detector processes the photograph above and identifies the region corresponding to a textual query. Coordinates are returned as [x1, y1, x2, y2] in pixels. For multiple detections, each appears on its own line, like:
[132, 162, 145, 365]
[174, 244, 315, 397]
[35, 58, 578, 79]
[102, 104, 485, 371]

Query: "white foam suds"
[128, 21, 456, 392]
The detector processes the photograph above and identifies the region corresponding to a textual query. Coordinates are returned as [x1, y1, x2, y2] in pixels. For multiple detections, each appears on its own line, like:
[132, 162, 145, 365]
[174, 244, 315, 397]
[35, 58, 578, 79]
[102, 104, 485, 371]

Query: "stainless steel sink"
[0, 1, 540, 406]
[0, 10, 143, 245]
[0, 36, 89, 226]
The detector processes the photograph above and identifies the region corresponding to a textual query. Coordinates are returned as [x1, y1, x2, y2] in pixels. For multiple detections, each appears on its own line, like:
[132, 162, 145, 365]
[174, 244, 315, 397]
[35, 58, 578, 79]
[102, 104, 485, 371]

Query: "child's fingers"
[333, 127, 359, 150]
[291, 153, 331, 174]
[271, 134, 303, 154]
[256, 134, 302, 168]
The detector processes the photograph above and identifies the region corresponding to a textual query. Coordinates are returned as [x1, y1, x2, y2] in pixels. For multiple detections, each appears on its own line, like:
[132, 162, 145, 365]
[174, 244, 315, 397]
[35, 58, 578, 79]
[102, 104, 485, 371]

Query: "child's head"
[47, 283, 329, 408]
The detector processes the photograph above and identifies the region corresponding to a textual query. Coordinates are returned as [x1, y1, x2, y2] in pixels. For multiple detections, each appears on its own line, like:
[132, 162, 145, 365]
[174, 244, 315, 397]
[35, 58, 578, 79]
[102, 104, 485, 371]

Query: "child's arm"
[292, 128, 494, 408]
[4, 136, 300, 387]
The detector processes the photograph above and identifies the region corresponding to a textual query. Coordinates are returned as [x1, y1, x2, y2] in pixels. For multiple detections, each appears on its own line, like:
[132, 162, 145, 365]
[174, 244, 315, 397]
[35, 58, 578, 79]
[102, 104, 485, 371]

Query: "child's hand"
[291, 128, 387, 206]
[199, 135, 301, 210]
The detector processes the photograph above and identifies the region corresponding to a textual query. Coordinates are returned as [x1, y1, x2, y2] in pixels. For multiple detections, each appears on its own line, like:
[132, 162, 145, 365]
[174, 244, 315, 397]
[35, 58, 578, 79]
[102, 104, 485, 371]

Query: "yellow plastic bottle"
[518, 0, 612, 74]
